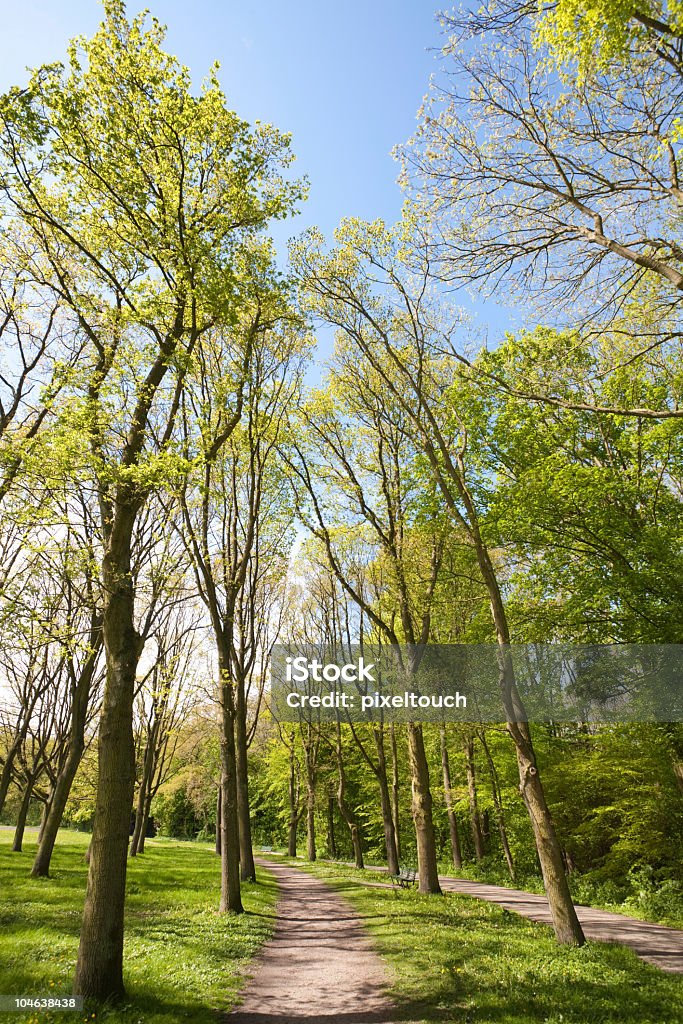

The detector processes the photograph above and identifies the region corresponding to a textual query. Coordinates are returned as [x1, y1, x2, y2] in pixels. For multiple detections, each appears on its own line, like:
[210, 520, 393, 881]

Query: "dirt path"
[438, 875, 683, 973]
[228, 860, 402, 1024]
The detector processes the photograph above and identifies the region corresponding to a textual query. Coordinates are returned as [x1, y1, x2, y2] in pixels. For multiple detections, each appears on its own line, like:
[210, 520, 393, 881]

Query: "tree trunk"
[215, 785, 222, 855]
[407, 723, 441, 894]
[37, 796, 50, 845]
[136, 789, 153, 855]
[440, 726, 462, 871]
[464, 734, 485, 861]
[306, 779, 316, 862]
[129, 731, 155, 857]
[335, 723, 363, 869]
[390, 724, 401, 861]
[74, 505, 139, 1000]
[373, 728, 399, 874]
[0, 726, 31, 816]
[12, 781, 33, 852]
[32, 741, 84, 875]
[327, 794, 337, 858]
[479, 730, 515, 880]
[218, 649, 243, 914]
[478, 538, 585, 945]
[33, 612, 101, 878]
[235, 676, 256, 882]
[287, 745, 298, 857]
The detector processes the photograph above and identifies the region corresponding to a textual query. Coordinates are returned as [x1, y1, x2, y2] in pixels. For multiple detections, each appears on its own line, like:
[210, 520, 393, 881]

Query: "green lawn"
[0, 830, 277, 1024]
[281, 857, 683, 1024]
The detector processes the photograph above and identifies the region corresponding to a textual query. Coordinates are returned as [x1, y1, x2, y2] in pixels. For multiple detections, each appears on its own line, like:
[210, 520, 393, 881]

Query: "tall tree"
[0, 3, 301, 997]
[294, 222, 585, 943]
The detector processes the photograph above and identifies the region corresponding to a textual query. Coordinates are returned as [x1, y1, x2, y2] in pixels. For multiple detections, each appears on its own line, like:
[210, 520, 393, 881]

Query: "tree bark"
[12, 781, 34, 852]
[136, 789, 153, 854]
[287, 744, 299, 857]
[218, 648, 243, 913]
[0, 722, 33, 816]
[326, 794, 337, 858]
[479, 730, 515, 880]
[440, 726, 462, 871]
[373, 728, 399, 874]
[74, 504, 139, 1000]
[464, 734, 485, 862]
[32, 612, 101, 877]
[235, 675, 256, 882]
[390, 724, 401, 861]
[407, 723, 441, 894]
[215, 785, 222, 855]
[306, 780, 316, 862]
[335, 723, 364, 869]
[129, 728, 156, 858]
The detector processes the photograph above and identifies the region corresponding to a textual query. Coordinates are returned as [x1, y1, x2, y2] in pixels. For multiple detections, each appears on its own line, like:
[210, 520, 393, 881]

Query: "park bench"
[260, 845, 274, 853]
[390, 866, 417, 888]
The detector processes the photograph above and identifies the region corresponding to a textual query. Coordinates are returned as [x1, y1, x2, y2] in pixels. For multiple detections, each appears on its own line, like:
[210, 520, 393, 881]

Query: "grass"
[278, 856, 683, 1024]
[0, 829, 277, 1024]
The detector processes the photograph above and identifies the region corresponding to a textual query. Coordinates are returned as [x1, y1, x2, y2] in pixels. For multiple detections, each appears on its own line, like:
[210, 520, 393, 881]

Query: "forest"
[0, 1, 683, 1022]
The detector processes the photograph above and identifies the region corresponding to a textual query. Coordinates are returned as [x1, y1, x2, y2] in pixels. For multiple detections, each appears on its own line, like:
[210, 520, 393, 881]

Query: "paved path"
[321, 858, 683, 974]
[228, 860, 402, 1024]
[437, 875, 683, 973]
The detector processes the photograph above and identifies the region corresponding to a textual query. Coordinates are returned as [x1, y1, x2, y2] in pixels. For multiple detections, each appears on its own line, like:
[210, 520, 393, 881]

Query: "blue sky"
[0, 1, 515, 346]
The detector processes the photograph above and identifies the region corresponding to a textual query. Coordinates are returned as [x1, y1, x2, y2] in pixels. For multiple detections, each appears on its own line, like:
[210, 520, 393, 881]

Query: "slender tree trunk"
[390, 724, 401, 861]
[37, 797, 50, 845]
[74, 505, 139, 1000]
[12, 781, 34, 852]
[373, 728, 399, 874]
[306, 779, 316, 862]
[479, 730, 515, 880]
[33, 742, 84, 876]
[136, 790, 153, 854]
[129, 731, 155, 857]
[476, 535, 585, 945]
[32, 623, 100, 878]
[287, 746, 298, 857]
[327, 794, 337, 858]
[464, 734, 485, 861]
[440, 726, 462, 871]
[215, 785, 222, 855]
[235, 676, 256, 882]
[407, 723, 441, 894]
[335, 723, 363, 869]
[0, 728, 30, 816]
[218, 648, 243, 914]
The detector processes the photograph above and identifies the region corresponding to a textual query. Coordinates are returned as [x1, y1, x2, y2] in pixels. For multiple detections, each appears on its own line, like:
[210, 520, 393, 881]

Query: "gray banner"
[269, 644, 683, 722]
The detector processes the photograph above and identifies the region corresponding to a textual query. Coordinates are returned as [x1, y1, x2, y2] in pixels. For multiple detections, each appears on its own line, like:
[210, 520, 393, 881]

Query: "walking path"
[314, 858, 683, 974]
[438, 875, 683, 973]
[228, 860, 402, 1024]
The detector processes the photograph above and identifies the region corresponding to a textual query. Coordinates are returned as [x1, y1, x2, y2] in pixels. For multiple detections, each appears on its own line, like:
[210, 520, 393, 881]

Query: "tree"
[294, 220, 585, 943]
[284, 371, 447, 894]
[401, 1, 683, 412]
[0, 3, 302, 998]
[175, 306, 301, 905]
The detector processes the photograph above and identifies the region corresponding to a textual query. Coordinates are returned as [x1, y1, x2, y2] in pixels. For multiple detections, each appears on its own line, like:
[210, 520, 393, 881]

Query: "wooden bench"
[390, 866, 417, 888]
[259, 845, 273, 853]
